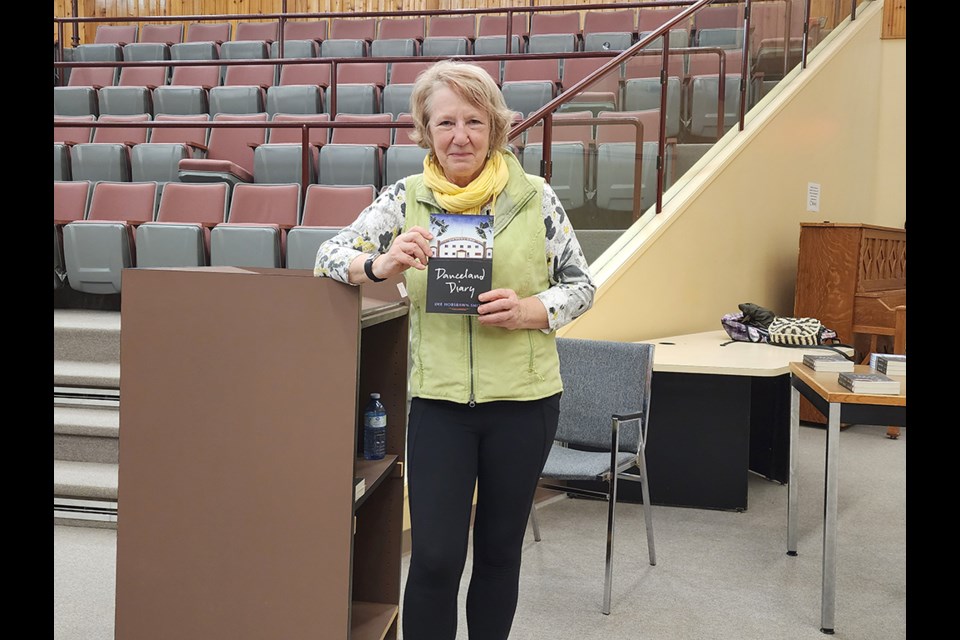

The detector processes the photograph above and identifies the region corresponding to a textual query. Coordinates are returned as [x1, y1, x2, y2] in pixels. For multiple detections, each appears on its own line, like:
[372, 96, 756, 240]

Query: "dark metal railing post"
[656, 37, 670, 213]
[802, 0, 813, 70]
[739, 0, 752, 132]
[541, 112, 553, 183]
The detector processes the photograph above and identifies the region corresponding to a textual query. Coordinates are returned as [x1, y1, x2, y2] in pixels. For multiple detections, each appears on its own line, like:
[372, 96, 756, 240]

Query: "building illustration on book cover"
[426, 212, 494, 314]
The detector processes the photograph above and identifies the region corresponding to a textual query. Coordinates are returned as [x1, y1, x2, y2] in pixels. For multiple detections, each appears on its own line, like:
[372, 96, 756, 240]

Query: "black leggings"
[402, 394, 560, 640]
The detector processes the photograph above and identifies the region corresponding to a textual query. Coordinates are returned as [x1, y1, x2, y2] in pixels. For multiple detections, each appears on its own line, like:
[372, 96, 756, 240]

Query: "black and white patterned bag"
[767, 316, 833, 346]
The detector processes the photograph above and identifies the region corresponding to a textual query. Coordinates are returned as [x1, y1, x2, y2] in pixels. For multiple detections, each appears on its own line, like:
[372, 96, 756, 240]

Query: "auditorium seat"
[694, 27, 745, 49]
[54, 180, 92, 289]
[559, 56, 621, 115]
[501, 58, 561, 118]
[582, 8, 637, 41]
[325, 62, 387, 115]
[130, 113, 210, 191]
[583, 32, 634, 52]
[427, 15, 476, 40]
[475, 14, 528, 54]
[155, 44, 221, 115]
[209, 64, 273, 115]
[281, 19, 328, 46]
[285, 184, 377, 269]
[319, 144, 382, 191]
[72, 25, 134, 79]
[122, 23, 182, 72]
[636, 29, 691, 50]
[329, 112, 392, 147]
[93, 24, 139, 46]
[267, 61, 332, 115]
[330, 17, 377, 43]
[54, 85, 100, 116]
[596, 109, 661, 144]
[622, 75, 682, 139]
[371, 38, 418, 58]
[54, 114, 96, 180]
[184, 22, 232, 46]
[135, 181, 230, 267]
[210, 182, 302, 268]
[521, 111, 595, 212]
[375, 16, 424, 56]
[177, 112, 268, 188]
[528, 12, 581, 54]
[234, 20, 278, 44]
[54, 114, 96, 145]
[253, 113, 331, 185]
[146, 113, 210, 151]
[320, 38, 368, 58]
[382, 61, 431, 117]
[384, 144, 429, 186]
[61, 180, 159, 294]
[97, 65, 166, 116]
[423, 15, 475, 55]
[69, 113, 151, 183]
[421, 36, 470, 56]
[594, 110, 669, 216]
[377, 16, 426, 42]
[637, 6, 691, 35]
[685, 50, 744, 140]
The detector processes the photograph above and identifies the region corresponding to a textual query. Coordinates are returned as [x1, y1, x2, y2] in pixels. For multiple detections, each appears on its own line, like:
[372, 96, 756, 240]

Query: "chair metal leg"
[603, 472, 617, 615]
[635, 449, 657, 566]
[529, 500, 542, 542]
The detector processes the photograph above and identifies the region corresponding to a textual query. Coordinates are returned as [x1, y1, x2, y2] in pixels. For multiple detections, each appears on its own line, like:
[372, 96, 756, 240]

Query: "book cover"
[354, 477, 365, 501]
[837, 372, 901, 394]
[426, 212, 494, 315]
[802, 353, 854, 372]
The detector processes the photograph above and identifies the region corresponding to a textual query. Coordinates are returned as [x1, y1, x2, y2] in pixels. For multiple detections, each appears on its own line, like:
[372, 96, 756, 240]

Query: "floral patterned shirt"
[314, 178, 595, 331]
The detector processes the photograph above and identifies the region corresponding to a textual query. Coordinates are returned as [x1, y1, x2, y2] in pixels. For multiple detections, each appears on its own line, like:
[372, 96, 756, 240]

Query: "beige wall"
[561, 0, 905, 342]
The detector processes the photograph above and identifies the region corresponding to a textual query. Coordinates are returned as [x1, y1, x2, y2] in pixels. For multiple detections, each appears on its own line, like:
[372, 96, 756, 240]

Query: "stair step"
[54, 459, 118, 501]
[53, 360, 120, 389]
[54, 404, 120, 464]
[53, 309, 121, 365]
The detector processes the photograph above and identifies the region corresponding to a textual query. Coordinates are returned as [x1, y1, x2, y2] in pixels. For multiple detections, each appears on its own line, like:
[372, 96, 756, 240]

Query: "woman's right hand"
[373, 226, 434, 279]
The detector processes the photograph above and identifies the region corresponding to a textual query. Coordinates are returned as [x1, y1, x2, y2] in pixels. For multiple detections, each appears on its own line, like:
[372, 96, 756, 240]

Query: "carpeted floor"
[54, 423, 906, 640]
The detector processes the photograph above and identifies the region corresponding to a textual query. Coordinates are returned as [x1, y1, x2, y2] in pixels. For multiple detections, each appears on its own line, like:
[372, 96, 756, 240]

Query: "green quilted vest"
[402, 151, 562, 404]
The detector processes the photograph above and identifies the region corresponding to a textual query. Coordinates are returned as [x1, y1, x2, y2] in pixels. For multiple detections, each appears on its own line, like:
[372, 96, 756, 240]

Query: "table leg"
[787, 383, 800, 555]
[820, 402, 841, 634]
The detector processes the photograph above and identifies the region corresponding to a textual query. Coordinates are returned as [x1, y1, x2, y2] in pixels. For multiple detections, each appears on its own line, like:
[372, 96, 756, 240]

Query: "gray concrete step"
[54, 404, 120, 464]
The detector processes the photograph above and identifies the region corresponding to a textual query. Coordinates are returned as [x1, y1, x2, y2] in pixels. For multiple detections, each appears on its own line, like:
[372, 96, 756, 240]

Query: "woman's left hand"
[476, 289, 548, 330]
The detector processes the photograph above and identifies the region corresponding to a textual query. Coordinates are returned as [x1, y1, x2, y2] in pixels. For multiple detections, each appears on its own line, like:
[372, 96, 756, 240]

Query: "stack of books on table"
[802, 353, 855, 372]
[873, 354, 906, 376]
[837, 371, 902, 395]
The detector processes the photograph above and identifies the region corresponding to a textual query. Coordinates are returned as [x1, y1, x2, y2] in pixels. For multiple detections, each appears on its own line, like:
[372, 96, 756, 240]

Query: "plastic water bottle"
[363, 393, 387, 460]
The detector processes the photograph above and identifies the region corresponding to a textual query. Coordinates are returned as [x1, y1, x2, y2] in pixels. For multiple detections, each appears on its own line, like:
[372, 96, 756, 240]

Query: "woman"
[315, 60, 594, 640]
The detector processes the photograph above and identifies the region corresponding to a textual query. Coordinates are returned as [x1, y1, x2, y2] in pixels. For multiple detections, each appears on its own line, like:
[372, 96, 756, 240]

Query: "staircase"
[54, 309, 121, 528]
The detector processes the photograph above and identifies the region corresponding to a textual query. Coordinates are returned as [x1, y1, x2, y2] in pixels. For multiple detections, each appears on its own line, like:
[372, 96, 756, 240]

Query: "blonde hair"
[408, 60, 514, 152]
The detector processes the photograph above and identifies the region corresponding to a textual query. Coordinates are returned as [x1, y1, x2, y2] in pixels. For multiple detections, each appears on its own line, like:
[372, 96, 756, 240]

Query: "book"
[354, 477, 365, 502]
[837, 371, 901, 395]
[874, 354, 906, 375]
[802, 353, 854, 372]
[426, 212, 494, 315]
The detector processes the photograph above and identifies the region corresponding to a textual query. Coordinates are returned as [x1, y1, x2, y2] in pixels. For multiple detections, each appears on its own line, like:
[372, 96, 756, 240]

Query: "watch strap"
[364, 254, 386, 282]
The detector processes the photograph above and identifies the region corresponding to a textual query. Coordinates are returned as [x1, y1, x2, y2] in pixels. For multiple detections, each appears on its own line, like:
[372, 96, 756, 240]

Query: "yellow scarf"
[422, 149, 510, 214]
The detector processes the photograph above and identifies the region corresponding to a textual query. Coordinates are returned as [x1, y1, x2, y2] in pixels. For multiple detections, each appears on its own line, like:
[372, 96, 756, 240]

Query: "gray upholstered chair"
[529, 337, 656, 615]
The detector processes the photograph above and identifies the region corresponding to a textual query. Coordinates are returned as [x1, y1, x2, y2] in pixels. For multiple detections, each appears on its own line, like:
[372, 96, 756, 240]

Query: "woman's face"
[428, 85, 491, 187]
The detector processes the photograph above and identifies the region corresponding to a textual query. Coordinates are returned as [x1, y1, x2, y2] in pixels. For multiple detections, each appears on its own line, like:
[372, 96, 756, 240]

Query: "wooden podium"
[115, 267, 408, 640]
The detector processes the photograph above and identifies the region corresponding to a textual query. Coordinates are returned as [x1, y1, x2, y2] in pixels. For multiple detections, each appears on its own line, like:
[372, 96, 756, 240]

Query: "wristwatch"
[364, 254, 386, 283]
